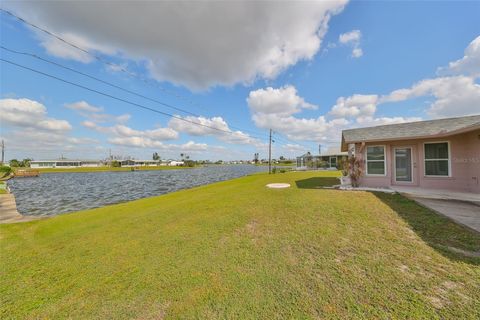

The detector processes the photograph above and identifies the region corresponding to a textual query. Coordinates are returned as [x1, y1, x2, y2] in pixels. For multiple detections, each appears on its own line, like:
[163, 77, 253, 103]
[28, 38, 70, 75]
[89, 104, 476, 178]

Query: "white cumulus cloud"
[107, 136, 208, 153]
[5, 1, 348, 90]
[247, 85, 427, 145]
[82, 122, 178, 141]
[381, 76, 480, 118]
[248, 85, 350, 142]
[65, 101, 103, 113]
[247, 86, 317, 115]
[168, 116, 230, 136]
[0, 98, 103, 159]
[1, 98, 72, 131]
[339, 29, 363, 58]
[329, 94, 378, 118]
[339, 30, 361, 44]
[355, 116, 423, 127]
[38, 32, 116, 63]
[65, 100, 130, 123]
[437, 36, 480, 78]
[168, 115, 263, 146]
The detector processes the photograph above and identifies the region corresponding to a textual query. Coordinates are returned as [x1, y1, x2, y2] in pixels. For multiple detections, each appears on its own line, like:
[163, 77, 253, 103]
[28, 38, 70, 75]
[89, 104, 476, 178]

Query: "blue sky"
[1, 1, 479, 161]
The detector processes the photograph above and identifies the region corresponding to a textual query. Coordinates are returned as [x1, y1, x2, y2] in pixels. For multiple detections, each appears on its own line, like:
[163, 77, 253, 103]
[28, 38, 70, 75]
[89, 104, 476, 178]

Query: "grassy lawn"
[25, 165, 194, 174]
[256, 162, 294, 167]
[1, 171, 479, 319]
[0, 181, 6, 194]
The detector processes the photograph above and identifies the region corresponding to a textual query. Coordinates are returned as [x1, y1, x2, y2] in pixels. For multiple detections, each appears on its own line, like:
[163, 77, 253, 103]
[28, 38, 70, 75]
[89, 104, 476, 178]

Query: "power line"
[0, 8, 200, 109]
[0, 46, 202, 117]
[271, 132, 311, 151]
[1, 57, 266, 140]
[0, 8, 267, 137]
[1, 45, 267, 136]
[1, 9, 302, 146]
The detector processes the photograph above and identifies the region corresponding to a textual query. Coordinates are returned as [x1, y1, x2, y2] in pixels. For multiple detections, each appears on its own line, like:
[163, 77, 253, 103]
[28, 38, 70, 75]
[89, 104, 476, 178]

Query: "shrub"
[9, 159, 21, 167]
[340, 158, 349, 176]
[346, 156, 363, 187]
[319, 160, 329, 169]
[110, 160, 121, 167]
[0, 165, 12, 174]
[184, 160, 196, 167]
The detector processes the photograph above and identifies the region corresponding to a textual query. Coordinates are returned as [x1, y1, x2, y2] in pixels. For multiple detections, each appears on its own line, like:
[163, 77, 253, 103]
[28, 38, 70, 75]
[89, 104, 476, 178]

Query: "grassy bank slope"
[1, 171, 479, 319]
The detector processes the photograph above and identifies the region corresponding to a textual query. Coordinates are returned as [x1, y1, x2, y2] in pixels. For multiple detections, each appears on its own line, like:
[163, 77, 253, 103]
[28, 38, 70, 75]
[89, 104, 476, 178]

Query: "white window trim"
[423, 141, 451, 177]
[366, 145, 387, 176]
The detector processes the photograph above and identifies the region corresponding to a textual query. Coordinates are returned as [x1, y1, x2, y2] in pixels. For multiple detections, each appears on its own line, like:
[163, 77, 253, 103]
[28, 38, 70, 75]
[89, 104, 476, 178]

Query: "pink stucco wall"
[355, 129, 480, 193]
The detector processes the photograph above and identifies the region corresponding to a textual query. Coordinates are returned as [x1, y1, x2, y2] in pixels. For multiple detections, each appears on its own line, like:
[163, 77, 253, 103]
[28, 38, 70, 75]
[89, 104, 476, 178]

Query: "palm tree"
[9, 159, 20, 167]
[22, 158, 32, 167]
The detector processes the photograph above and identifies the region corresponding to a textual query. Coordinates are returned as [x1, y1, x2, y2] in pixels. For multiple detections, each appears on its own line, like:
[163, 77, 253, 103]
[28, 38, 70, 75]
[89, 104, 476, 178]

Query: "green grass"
[28, 165, 194, 174]
[256, 162, 294, 166]
[1, 171, 479, 319]
[0, 181, 6, 194]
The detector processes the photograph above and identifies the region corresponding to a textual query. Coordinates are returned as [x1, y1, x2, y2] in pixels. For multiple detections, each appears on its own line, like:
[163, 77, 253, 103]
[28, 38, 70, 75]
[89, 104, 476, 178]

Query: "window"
[330, 156, 337, 168]
[366, 146, 386, 175]
[424, 142, 450, 176]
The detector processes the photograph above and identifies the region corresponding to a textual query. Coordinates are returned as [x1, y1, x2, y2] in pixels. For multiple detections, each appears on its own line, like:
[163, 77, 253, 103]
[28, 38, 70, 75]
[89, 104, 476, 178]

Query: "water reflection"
[8, 165, 267, 216]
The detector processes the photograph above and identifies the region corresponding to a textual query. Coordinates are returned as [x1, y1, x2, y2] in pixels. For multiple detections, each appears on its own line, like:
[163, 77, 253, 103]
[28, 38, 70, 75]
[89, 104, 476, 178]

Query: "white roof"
[30, 159, 100, 163]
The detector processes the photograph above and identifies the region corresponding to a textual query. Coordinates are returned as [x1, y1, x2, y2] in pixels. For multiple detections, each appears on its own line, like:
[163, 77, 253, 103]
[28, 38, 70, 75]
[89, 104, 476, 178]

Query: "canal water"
[7, 165, 267, 216]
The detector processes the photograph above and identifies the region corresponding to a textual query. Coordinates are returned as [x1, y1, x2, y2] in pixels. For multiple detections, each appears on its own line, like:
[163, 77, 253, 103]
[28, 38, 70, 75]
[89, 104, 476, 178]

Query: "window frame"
[329, 156, 337, 168]
[365, 145, 387, 176]
[423, 141, 451, 177]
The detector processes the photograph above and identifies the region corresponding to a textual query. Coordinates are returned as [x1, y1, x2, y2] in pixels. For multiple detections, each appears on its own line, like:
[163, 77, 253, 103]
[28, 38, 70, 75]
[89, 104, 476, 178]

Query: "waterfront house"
[168, 160, 185, 166]
[296, 152, 348, 170]
[30, 159, 101, 168]
[341, 115, 480, 193]
[119, 159, 161, 167]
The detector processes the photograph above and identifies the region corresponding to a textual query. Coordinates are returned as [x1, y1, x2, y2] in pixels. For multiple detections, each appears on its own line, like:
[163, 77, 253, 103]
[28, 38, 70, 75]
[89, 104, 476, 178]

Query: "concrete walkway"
[392, 186, 480, 203]
[412, 197, 480, 233]
[0, 194, 41, 224]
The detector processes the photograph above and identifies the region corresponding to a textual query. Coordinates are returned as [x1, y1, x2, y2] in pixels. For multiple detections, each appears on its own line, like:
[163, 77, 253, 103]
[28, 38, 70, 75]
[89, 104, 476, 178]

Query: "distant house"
[119, 159, 160, 167]
[168, 160, 184, 166]
[341, 115, 480, 193]
[30, 159, 163, 168]
[296, 152, 348, 170]
[30, 160, 101, 168]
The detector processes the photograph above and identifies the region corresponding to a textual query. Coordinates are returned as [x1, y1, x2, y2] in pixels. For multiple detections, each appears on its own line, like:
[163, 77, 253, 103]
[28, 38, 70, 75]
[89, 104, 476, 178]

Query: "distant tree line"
[253, 153, 293, 165]
[8, 158, 32, 167]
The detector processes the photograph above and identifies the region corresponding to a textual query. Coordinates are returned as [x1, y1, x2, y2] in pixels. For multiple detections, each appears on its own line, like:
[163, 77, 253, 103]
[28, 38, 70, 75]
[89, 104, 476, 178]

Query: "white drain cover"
[266, 183, 291, 189]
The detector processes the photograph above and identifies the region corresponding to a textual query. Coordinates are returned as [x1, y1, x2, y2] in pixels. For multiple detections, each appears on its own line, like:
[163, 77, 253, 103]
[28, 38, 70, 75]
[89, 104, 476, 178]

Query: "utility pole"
[268, 129, 272, 174]
[1, 140, 4, 165]
[318, 144, 322, 156]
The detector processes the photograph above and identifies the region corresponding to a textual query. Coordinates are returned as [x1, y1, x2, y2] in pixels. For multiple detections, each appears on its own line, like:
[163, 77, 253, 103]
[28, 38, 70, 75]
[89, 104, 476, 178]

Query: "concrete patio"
[413, 198, 480, 233]
[391, 186, 480, 203]
[391, 186, 480, 233]
[0, 194, 42, 224]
